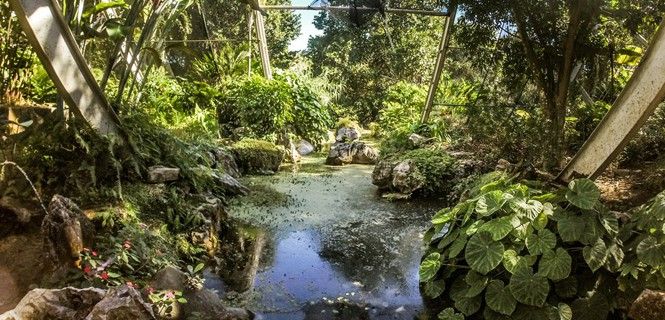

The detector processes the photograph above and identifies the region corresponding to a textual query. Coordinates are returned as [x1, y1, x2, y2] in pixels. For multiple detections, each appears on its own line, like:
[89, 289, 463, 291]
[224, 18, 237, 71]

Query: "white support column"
[558, 21, 665, 181]
[421, 2, 457, 123]
[254, 10, 273, 80]
[8, 0, 122, 136]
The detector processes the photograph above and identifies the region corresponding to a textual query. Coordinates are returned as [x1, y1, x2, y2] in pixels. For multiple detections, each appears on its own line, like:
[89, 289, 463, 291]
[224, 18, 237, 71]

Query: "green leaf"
[570, 294, 610, 320]
[550, 303, 573, 320]
[83, 0, 128, 18]
[508, 264, 550, 307]
[438, 308, 465, 320]
[557, 216, 585, 242]
[448, 234, 467, 259]
[465, 232, 505, 274]
[538, 248, 572, 281]
[424, 279, 446, 298]
[526, 229, 557, 255]
[465, 220, 485, 236]
[502, 250, 537, 274]
[478, 216, 515, 241]
[598, 212, 619, 236]
[465, 271, 489, 297]
[583, 238, 608, 272]
[454, 294, 482, 316]
[476, 190, 507, 217]
[510, 198, 543, 220]
[432, 208, 456, 225]
[485, 280, 517, 315]
[419, 252, 442, 282]
[554, 277, 578, 298]
[483, 308, 512, 320]
[637, 236, 665, 267]
[566, 179, 600, 210]
[606, 240, 624, 272]
[438, 228, 460, 249]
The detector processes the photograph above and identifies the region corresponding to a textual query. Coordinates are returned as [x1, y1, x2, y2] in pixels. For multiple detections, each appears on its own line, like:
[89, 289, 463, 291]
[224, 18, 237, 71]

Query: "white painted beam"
[558, 21, 665, 181]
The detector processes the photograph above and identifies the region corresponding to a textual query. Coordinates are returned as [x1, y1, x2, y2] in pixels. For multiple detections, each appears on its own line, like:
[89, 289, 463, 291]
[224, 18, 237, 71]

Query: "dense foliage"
[421, 174, 627, 319]
[219, 74, 333, 145]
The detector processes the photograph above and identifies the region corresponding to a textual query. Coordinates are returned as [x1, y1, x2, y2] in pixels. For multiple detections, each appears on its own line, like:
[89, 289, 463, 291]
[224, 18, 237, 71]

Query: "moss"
[232, 180, 291, 207]
[385, 147, 460, 197]
[230, 139, 285, 174]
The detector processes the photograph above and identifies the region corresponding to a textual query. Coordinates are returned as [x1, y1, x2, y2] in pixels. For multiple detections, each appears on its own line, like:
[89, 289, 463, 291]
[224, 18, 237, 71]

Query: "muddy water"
[207, 157, 443, 319]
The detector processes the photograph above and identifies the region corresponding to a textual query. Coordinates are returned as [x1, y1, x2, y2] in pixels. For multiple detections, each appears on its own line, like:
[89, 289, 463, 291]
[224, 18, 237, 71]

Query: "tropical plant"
[421, 174, 622, 319]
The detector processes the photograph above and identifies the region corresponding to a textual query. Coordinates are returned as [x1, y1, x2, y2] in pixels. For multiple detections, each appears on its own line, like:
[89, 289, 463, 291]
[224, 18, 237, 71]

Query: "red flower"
[126, 281, 135, 288]
[146, 287, 155, 294]
[99, 271, 109, 280]
[91, 251, 98, 257]
[123, 240, 131, 249]
[164, 291, 175, 300]
[83, 265, 92, 274]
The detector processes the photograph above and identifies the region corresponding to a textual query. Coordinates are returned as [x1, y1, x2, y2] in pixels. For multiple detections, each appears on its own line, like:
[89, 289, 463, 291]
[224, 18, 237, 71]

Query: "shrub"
[230, 139, 285, 174]
[420, 174, 622, 319]
[377, 81, 427, 136]
[219, 74, 332, 146]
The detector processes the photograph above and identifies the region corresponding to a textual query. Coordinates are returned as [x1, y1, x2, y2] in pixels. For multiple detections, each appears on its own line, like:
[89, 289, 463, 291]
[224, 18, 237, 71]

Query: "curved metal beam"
[8, 0, 122, 136]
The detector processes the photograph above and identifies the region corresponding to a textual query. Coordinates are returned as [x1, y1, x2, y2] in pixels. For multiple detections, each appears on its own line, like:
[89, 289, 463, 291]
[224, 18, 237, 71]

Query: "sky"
[288, 0, 324, 51]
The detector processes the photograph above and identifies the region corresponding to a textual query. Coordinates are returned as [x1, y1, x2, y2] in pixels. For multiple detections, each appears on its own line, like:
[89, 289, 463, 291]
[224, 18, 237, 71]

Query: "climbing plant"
[421, 174, 622, 319]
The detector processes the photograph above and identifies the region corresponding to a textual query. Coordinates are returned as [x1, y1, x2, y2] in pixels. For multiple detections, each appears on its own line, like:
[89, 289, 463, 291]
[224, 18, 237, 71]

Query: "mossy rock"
[230, 139, 285, 175]
[373, 147, 469, 199]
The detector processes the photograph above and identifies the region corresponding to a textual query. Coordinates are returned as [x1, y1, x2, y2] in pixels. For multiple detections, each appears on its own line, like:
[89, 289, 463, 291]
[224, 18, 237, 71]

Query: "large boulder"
[326, 141, 379, 166]
[629, 289, 665, 320]
[230, 139, 285, 175]
[0, 287, 105, 320]
[42, 195, 95, 268]
[372, 148, 481, 200]
[0, 286, 154, 320]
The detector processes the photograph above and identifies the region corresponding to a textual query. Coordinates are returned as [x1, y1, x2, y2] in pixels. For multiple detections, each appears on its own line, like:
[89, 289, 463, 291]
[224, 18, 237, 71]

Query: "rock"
[86, 285, 155, 320]
[371, 161, 394, 190]
[213, 171, 249, 196]
[408, 133, 432, 147]
[150, 267, 253, 320]
[0, 197, 34, 238]
[152, 266, 187, 291]
[335, 127, 360, 142]
[629, 289, 665, 320]
[147, 166, 180, 184]
[351, 142, 379, 164]
[0, 287, 105, 320]
[42, 195, 95, 268]
[391, 161, 425, 195]
[297, 140, 315, 156]
[326, 141, 379, 166]
[326, 142, 353, 165]
[212, 148, 241, 178]
[230, 139, 285, 175]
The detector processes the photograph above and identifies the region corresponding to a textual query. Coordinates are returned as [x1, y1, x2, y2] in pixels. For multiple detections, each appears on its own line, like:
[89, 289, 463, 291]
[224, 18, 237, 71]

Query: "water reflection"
[208, 160, 442, 319]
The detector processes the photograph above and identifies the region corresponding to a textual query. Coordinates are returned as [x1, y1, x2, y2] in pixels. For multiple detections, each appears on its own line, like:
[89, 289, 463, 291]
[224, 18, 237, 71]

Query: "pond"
[205, 156, 443, 319]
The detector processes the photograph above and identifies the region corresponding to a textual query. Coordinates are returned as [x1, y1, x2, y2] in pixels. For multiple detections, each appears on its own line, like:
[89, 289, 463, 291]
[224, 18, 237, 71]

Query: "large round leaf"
[548, 303, 573, 320]
[566, 179, 600, 210]
[637, 236, 665, 267]
[526, 229, 557, 255]
[465, 232, 505, 274]
[465, 271, 489, 297]
[509, 198, 543, 220]
[479, 216, 516, 241]
[557, 215, 585, 242]
[583, 238, 608, 272]
[419, 252, 442, 282]
[454, 294, 482, 316]
[476, 191, 507, 217]
[538, 248, 572, 281]
[508, 264, 550, 307]
[502, 249, 537, 274]
[485, 280, 517, 315]
[424, 279, 446, 298]
[448, 234, 467, 258]
[432, 209, 456, 225]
